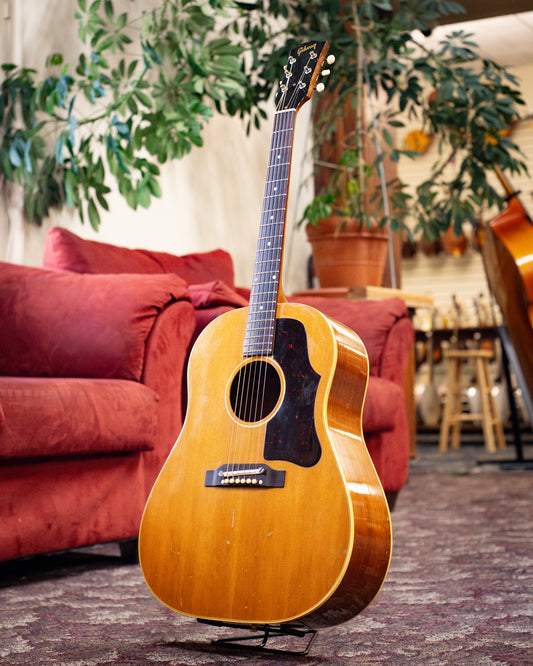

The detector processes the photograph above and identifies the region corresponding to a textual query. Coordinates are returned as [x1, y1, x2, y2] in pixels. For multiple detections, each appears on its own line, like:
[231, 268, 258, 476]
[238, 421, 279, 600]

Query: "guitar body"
[139, 302, 392, 627]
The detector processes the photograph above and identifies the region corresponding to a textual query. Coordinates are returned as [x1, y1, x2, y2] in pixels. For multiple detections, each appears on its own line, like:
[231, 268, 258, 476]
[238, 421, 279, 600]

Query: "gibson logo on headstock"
[297, 43, 317, 57]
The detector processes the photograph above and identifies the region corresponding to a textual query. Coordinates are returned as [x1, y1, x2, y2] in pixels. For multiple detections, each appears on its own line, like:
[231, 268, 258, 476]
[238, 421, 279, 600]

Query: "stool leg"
[440, 357, 460, 452]
[477, 357, 496, 453]
[493, 407, 507, 450]
[450, 359, 463, 450]
[486, 366, 507, 451]
[439, 359, 454, 452]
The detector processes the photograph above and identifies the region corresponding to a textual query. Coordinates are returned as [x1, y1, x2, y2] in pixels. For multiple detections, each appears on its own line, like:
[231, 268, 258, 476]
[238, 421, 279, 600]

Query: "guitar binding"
[197, 619, 318, 656]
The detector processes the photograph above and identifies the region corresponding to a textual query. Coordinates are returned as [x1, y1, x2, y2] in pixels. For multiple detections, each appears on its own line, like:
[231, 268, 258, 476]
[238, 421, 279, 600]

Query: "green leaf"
[96, 188, 110, 210]
[89, 1, 102, 15]
[134, 90, 152, 108]
[123, 182, 138, 209]
[104, 0, 113, 21]
[87, 197, 101, 230]
[127, 59, 138, 78]
[65, 169, 76, 209]
[46, 53, 64, 67]
[137, 184, 151, 208]
[382, 128, 394, 147]
[147, 177, 162, 198]
[9, 145, 22, 167]
[127, 95, 138, 114]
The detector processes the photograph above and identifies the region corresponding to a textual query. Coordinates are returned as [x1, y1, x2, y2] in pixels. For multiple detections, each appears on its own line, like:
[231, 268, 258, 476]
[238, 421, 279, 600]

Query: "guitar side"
[138, 302, 392, 627]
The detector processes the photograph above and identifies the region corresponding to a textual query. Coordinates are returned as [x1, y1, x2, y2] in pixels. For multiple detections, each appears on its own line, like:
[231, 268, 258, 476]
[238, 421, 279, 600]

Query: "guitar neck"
[494, 164, 533, 224]
[494, 165, 517, 198]
[243, 109, 296, 357]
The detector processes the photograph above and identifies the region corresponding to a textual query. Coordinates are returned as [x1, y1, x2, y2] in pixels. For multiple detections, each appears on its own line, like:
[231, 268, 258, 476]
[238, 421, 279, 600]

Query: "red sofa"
[0, 228, 413, 562]
[0, 262, 196, 562]
[43, 228, 413, 500]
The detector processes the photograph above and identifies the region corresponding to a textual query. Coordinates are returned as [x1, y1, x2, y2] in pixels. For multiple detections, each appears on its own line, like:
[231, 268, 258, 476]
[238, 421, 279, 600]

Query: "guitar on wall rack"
[138, 41, 392, 642]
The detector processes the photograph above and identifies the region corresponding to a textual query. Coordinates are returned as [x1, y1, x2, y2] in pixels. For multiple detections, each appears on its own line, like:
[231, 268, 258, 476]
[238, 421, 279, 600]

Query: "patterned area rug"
[1, 452, 532, 665]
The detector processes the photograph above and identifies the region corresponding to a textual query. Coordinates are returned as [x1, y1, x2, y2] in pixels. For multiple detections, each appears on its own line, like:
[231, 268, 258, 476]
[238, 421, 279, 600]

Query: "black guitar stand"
[478, 326, 533, 469]
[197, 619, 318, 656]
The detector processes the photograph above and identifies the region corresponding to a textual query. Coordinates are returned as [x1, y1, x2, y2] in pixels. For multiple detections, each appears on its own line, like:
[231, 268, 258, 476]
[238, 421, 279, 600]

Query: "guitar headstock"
[274, 41, 330, 112]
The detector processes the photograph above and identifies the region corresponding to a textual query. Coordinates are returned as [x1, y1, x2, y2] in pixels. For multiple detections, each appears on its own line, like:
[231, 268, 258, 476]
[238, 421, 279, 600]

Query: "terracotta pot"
[441, 226, 467, 257]
[306, 217, 389, 288]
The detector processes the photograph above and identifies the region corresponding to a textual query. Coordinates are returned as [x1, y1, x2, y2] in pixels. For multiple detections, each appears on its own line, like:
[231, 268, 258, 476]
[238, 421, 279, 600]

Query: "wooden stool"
[439, 349, 506, 453]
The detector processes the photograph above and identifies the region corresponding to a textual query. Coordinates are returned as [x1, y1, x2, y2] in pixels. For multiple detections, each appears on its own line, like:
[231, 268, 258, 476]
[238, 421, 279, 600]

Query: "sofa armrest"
[0, 262, 189, 382]
[378, 315, 415, 384]
[140, 299, 197, 493]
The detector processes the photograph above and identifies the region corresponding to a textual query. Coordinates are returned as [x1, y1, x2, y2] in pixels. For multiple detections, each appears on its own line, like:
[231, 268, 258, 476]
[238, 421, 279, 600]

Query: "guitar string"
[247, 59, 308, 469]
[251, 111, 290, 446]
[232, 56, 310, 477]
[224, 116, 285, 479]
[227, 52, 312, 481]
[246, 64, 300, 470]
[241, 107, 289, 473]
[227, 107, 291, 478]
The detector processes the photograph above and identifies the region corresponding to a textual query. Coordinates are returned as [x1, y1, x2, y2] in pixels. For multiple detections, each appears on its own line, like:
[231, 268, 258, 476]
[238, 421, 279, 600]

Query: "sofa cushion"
[0, 262, 189, 381]
[43, 227, 235, 287]
[188, 281, 248, 309]
[0, 377, 158, 459]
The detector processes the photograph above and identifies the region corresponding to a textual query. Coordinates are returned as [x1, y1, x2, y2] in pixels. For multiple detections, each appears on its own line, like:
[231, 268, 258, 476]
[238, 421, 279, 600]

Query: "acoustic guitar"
[138, 41, 392, 629]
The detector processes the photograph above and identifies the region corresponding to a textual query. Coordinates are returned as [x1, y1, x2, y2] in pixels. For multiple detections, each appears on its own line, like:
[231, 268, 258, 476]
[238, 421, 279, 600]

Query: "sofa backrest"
[0, 262, 190, 381]
[43, 227, 235, 287]
[290, 295, 409, 375]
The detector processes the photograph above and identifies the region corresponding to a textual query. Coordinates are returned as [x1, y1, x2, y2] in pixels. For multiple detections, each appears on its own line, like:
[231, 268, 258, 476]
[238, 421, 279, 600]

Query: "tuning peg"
[321, 69, 331, 77]
[326, 54, 335, 65]
[316, 82, 325, 93]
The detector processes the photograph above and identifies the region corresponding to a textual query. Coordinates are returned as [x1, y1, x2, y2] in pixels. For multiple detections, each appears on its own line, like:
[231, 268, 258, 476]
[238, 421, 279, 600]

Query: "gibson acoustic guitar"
[139, 41, 392, 628]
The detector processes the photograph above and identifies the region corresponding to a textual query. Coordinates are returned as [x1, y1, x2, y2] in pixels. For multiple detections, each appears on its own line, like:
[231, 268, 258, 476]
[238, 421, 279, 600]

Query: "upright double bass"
[138, 41, 392, 630]
[482, 166, 533, 406]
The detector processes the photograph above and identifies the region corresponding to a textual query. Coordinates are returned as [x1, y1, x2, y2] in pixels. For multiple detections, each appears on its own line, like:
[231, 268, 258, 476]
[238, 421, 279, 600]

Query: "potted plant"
[228, 0, 528, 288]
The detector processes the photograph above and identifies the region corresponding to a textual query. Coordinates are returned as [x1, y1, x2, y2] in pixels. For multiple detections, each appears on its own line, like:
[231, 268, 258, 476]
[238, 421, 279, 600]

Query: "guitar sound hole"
[230, 361, 282, 423]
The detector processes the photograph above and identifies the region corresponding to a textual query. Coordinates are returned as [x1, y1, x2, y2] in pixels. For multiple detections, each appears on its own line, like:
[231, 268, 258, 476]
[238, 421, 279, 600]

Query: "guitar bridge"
[205, 464, 285, 488]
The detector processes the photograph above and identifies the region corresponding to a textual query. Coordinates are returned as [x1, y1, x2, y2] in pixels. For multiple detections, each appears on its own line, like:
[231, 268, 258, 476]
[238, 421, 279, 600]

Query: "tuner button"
[316, 82, 325, 93]
[321, 69, 331, 77]
[327, 55, 336, 65]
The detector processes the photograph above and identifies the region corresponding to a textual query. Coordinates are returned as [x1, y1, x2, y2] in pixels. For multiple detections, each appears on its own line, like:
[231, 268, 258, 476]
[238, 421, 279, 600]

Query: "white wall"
[0, 0, 314, 293]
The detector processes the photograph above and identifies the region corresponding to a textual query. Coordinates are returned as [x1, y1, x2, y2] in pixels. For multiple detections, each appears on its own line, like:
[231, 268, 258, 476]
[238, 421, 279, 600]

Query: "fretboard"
[243, 109, 296, 357]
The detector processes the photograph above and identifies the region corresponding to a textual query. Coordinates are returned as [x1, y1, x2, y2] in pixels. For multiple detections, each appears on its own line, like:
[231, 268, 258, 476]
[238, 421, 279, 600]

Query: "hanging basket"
[306, 217, 389, 288]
